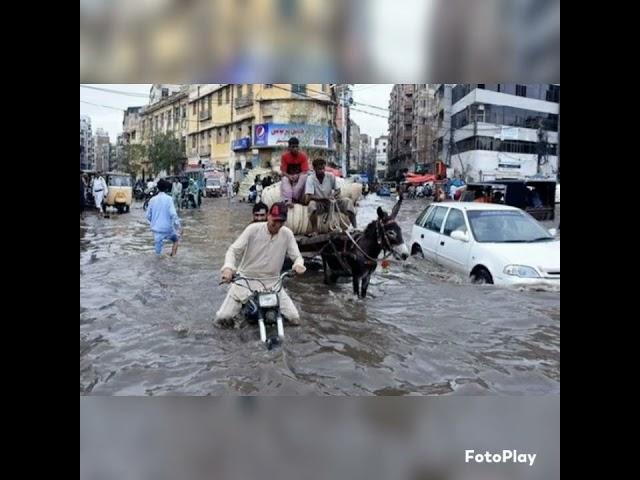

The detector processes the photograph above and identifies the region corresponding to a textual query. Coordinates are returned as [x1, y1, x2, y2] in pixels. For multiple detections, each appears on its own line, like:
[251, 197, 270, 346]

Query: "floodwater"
[80, 194, 559, 395]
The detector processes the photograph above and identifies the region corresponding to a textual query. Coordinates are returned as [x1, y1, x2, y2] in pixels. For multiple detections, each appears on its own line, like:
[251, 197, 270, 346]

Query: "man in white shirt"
[304, 157, 357, 233]
[215, 202, 306, 328]
[92, 172, 108, 216]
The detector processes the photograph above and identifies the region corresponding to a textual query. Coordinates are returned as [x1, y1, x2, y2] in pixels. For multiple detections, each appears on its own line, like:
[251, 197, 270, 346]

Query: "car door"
[436, 207, 473, 274]
[420, 205, 449, 261]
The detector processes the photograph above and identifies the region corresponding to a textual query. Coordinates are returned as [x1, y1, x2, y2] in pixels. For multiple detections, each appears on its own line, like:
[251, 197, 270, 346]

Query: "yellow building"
[187, 84, 335, 176]
[138, 86, 190, 176]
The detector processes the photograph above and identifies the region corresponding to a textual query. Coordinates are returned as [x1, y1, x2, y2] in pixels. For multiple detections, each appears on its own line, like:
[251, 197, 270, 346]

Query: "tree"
[122, 144, 147, 178]
[148, 133, 185, 176]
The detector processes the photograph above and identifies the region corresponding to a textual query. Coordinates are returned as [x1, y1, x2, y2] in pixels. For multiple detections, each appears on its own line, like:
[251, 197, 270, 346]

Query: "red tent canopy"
[405, 174, 437, 184]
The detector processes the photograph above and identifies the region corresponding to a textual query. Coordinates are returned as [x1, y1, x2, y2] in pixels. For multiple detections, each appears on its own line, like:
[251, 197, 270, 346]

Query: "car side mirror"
[450, 230, 469, 242]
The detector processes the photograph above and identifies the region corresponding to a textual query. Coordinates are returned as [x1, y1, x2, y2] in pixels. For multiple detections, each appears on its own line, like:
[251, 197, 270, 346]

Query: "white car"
[410, 202, 560, 286]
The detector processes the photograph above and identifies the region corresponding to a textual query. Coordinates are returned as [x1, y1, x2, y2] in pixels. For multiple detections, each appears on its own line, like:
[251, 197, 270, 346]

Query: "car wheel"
[124, 205, 130, 213]
[117, 205, 124, 214]
[411, 243, 424, 257]
[471, 267, 493, 285]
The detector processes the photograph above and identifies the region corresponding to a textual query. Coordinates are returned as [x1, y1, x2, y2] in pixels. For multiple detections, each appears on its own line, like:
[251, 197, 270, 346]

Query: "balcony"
[199, 110, 212, 121]
[235, 94, 254, 109]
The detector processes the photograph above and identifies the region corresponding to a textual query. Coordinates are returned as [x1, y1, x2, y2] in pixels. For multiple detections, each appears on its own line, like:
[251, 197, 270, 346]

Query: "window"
[383, 148, 386, 153]
[192, 136, 196, 148]
[526, 84, 541, 100]
[237, 85, 243, 97]
[263, 115, 273, 123]
[225, 127, 230, 142]
[131, 131, 136, 140]
[416, 206, 433, 227]
[265, 84, 273, 88]
[247, 84, 253, 96]
[218, 91, 222, 105]
[420, 206, 437, 228]
[498, 84, 516, 95]
[292, 84, 306, 95]
[473, 105, 485, 123]
[452, 84, 472, 103]
[182, 106, 186, 118]
[217, 129, 222, 144]
[546, 84, 560, 103]
[427, 207, 448, 233]
[225, 87, 230, 103]
[516, 84, 527, 97]
[477, 84, 485, 89]
[443, 209, 467, 236]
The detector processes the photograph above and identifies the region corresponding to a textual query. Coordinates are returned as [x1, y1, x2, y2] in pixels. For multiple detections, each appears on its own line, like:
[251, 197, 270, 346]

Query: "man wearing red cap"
[215, 202, 306, 328]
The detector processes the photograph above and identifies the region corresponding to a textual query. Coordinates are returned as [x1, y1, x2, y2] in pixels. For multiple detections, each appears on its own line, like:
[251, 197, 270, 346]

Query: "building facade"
[374, 136, 388, 180]
[186, 84, 335, 180]
[94, 128, 111, 172]
[439, 83, 560, 182]
[139, 86, 190, 176]
[80, 115, 93, 170]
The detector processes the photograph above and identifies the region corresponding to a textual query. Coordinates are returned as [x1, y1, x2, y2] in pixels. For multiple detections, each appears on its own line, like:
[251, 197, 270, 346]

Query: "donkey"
[321, 196, 409, 298]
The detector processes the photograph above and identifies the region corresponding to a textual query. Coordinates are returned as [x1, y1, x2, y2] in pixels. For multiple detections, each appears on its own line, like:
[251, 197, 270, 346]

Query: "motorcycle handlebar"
[219, 270, 296, 287]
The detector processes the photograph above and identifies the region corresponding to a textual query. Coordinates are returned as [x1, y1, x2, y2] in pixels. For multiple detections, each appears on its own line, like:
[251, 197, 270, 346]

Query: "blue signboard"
[232, 137, 252, 151]
[254, 123, 331, 149]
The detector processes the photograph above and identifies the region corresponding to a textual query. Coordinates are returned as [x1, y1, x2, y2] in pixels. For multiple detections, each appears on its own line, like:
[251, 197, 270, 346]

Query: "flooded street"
[80, 195, 560, 395]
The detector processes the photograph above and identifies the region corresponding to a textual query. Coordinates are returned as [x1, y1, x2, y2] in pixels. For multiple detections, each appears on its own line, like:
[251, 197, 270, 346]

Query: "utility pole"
[557, 90, 560, 182]
[346, 111, 351, 175]
[537, 119, 548, 176]
[340, 85, 347, 177]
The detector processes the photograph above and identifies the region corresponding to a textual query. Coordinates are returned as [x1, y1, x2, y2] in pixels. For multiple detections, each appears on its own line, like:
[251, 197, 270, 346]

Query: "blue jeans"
[153, 231, 179, 255]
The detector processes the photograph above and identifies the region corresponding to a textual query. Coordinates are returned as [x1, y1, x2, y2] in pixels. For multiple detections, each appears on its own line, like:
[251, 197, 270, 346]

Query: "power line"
[80, 84, 149, 98]
[80, 100, 126, 112]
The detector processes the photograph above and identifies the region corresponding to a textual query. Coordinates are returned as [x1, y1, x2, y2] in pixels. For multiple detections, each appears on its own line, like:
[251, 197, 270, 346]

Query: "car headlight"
[258, 293, 278, 308]
[503, 265, 541, 278]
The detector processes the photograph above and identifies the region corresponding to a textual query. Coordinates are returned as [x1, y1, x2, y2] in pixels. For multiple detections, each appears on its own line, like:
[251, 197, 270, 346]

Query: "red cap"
[269, 202, 288, 221]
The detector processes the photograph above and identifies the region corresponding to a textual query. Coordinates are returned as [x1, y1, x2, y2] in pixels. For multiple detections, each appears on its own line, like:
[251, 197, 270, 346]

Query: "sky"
[80, 84, 393, 143]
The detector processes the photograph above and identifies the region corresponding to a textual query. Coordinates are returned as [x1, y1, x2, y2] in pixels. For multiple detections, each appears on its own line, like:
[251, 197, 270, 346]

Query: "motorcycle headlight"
[258, 293, 278, 308]
[503, 265, 540, 278]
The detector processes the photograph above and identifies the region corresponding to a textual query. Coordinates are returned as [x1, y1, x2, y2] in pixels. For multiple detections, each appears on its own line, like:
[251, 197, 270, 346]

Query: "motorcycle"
[181, 190, 200, 209]
[142, 186, 159, 211]
[133, 183, 145, 200]
[221, 270, 296, 349]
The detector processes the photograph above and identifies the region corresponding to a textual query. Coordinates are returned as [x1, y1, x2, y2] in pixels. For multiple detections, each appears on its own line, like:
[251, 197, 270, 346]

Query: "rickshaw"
[103, 172, 133, 214]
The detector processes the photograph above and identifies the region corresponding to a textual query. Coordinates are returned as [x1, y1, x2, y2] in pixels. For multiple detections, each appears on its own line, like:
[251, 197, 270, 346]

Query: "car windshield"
[467, 210, 553, 243]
